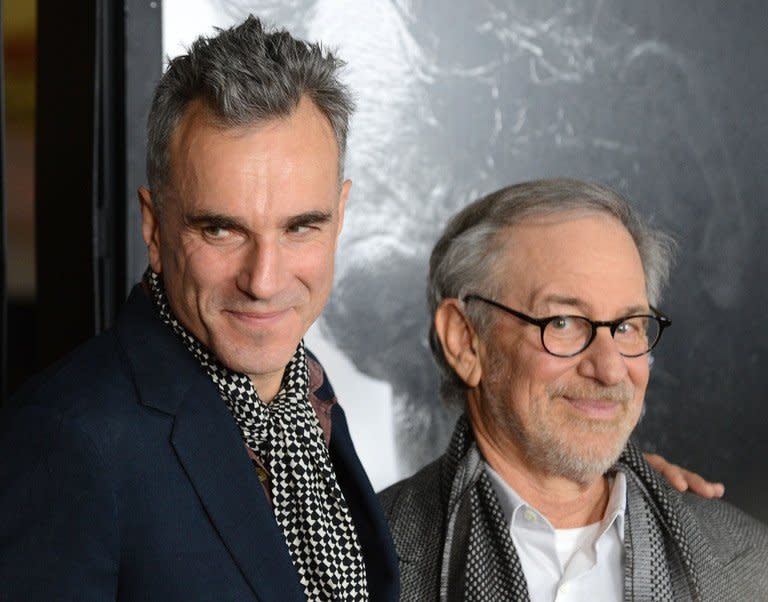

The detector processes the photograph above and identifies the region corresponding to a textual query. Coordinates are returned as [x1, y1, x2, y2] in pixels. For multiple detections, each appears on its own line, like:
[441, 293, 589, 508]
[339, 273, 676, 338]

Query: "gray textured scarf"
[441, 416, 697, 601]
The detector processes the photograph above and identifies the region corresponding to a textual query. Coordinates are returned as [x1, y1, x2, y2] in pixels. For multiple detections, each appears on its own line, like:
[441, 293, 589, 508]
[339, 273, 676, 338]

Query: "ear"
[336, 178, 351, 237]
[434, 299, 483, 388]
[139, 186, 162, 273]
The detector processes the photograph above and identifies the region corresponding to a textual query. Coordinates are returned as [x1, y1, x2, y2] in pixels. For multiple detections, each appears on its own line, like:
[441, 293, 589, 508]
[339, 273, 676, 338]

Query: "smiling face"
[140, 97, 348, 401]
[469, 212, 650, 483]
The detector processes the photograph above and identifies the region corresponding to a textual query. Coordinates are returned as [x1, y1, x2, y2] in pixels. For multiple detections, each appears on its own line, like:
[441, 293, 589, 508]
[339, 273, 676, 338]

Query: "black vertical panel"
[35, 1, 99, 369]
[34, 0, 161, 372]
[0, 2, 7, 399]
[124, 0, 162, 289]
[94, 0, 124, 330]
[35, 0, 130, 370]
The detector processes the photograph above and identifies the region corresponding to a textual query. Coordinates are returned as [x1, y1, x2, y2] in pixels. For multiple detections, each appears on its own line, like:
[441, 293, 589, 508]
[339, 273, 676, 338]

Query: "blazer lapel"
[670, 494, 728, 596]
[116, 285, 306, 602]
[329, 405, 400, 602]
[171, 386, 306, 602]
[619, 443, 726, 601]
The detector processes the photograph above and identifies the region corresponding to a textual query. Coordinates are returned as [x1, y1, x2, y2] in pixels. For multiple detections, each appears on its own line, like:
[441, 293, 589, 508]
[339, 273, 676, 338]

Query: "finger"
[645, 454, 689, 491]
[683, 470, 725, 498]
[663, 465, 690, 492]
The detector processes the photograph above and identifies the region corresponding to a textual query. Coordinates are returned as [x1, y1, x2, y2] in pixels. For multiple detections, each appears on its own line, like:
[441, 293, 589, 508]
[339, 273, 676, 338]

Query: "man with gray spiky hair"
[0, 16, 397, 601]
[380, 178, 768, 601]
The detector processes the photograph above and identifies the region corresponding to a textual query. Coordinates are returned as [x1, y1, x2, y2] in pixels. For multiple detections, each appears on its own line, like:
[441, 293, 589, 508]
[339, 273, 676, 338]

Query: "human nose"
[236, 239, 283, 299]
[576, 327, 629, 385]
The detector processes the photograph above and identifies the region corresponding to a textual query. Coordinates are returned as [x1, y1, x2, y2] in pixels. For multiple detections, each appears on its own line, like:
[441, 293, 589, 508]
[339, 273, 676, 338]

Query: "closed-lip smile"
[562, 396, 623, 419]
[225, 308, 290, 324]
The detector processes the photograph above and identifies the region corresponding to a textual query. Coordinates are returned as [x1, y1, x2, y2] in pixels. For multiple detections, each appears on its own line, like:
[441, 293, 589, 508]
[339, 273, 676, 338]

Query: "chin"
[533, 428, 631, 484]
[227, 349, 297, 377]
[573, 438, 629, 479]
[208, 331, 298, 375]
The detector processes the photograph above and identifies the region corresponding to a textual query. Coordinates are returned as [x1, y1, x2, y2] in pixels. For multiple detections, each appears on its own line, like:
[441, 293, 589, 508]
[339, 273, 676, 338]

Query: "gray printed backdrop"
[163, 0, 768, 520]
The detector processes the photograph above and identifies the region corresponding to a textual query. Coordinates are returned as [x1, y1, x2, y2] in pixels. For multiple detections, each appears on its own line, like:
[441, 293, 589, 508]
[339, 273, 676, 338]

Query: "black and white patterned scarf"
[146, 269, 368, 601]
[442, 416, 697, 601]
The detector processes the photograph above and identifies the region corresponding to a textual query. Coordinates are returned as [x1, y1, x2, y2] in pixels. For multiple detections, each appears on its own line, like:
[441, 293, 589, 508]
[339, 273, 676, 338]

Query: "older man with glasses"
[380, 178, 768, 601]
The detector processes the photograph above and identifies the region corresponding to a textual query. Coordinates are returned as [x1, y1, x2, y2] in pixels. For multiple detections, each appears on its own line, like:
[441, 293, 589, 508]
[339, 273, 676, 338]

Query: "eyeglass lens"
[544, 315, 660, 357]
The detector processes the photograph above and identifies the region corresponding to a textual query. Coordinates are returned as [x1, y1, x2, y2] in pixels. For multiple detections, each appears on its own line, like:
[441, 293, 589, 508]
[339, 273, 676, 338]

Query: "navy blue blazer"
[0, 285, 399, 601]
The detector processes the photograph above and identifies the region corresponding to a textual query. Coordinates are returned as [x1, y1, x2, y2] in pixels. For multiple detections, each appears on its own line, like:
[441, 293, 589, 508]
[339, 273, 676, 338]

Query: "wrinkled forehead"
[165, 97, 341, 191]
[168, 95, 338, 158]
[166, 99, 264, 161]
[488, 211, 646, 306]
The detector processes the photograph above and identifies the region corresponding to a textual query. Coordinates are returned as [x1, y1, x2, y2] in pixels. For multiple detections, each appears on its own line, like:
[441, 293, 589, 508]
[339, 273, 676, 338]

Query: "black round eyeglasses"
[463, 294, 671, 358]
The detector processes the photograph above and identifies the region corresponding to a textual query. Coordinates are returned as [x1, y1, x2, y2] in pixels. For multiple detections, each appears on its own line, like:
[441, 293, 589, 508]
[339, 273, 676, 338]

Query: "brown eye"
[202, 226, 230, 239]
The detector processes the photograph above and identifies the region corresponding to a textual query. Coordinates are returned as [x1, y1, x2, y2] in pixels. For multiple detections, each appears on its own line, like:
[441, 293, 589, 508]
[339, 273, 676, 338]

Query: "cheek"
[492, 348, 562, 416]
[629, 360, 650, 396]
[291, 242, 336, 292]
[171, 244, 239, 299]
[527, 352, 577, 393]
[491, 333, 550, 383]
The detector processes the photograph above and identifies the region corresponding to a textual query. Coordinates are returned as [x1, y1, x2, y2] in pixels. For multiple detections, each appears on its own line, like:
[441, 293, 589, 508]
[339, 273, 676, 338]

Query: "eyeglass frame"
[462, 294, 671, 358]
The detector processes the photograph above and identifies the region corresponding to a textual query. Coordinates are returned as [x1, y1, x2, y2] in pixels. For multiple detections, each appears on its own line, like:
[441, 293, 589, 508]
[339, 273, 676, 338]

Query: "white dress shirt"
[485, 464, 627, 602]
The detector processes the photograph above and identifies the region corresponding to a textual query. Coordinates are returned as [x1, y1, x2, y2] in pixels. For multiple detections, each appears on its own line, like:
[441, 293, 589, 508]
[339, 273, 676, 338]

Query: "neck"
[470, 414, 609, 529]
[250, 371, 284, 404]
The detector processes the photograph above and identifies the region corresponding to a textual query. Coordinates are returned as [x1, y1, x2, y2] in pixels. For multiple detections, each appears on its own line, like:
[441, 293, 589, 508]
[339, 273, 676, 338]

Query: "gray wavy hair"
[427, 178, 676, 408]
[146, 15, 354, 213]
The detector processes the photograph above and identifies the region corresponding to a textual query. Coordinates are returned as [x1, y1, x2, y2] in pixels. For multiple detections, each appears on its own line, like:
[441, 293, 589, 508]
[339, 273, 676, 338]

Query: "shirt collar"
[484, 462, 627, 539]
[604, 471, 627, 538]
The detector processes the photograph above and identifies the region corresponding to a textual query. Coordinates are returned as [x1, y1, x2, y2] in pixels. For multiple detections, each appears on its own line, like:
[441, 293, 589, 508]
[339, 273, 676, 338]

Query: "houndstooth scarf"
[442, 416, 698, 601]
[146, 269, 368, 601]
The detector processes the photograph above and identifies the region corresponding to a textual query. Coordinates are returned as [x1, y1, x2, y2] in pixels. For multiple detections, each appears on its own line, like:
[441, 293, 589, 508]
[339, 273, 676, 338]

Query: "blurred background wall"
[162, 0, 768, 519]
[4, 0, 767, 522]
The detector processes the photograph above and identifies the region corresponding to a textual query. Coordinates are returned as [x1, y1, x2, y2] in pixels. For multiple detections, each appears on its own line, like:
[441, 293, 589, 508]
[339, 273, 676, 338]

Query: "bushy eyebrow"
[184, 212, 245, 231]
[183, 210, 333, 232]
[284, 210, 333, 231]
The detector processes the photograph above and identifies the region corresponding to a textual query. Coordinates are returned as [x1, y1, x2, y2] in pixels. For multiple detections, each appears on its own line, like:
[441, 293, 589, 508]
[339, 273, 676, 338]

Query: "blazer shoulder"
[378, 456, 447, 551]
[683, 493, 768, 564]
[379, 456, 442, 515]
[7, 329, 133, 417]
[378, 457, 447, 601]
[679, 494, 768, 596]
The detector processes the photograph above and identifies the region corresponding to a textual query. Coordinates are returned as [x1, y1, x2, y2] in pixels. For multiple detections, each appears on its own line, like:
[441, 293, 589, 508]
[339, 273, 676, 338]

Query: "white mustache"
[547, 382, 634, 404]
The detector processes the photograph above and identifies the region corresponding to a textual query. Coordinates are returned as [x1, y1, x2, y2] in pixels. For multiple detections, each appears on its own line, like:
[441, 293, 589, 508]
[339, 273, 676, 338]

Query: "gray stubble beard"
[481, 349, 639, 485]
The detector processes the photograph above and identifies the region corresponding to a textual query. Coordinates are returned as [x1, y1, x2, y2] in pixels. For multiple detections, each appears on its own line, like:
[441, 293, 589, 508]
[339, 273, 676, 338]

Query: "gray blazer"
[380, 434, 768, 601]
